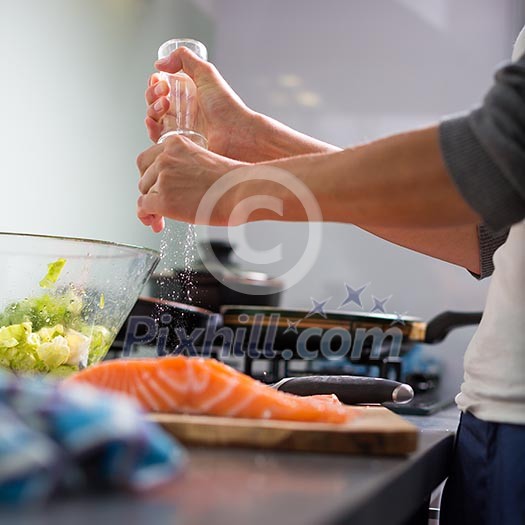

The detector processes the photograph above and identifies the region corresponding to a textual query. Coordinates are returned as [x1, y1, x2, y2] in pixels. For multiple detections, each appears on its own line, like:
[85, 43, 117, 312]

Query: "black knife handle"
[275, 375, 413, 405]
[424, 311, 482, 344]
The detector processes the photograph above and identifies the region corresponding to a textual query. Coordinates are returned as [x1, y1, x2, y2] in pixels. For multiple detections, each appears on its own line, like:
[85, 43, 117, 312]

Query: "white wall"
[0, 0, 212, 249]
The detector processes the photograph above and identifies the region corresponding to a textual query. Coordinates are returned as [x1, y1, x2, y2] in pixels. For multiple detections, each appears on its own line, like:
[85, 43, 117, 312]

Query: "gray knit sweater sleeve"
[439, 53, 525, 278]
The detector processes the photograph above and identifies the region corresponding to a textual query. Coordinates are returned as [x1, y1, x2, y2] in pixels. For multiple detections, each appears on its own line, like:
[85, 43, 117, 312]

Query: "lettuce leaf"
[39, 258, 66, 288]
[84, 325, 113, 366]
[36, 335, 70, 369]
[0, 292, 83, 331]
[0, 260, 115, 376]
[0, 322, 43, 373]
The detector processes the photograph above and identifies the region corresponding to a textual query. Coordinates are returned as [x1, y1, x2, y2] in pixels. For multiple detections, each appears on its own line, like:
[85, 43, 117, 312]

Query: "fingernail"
[154, 99, 163, 112]
[155, 57, 169, 67]
[154, 83, 165, 96]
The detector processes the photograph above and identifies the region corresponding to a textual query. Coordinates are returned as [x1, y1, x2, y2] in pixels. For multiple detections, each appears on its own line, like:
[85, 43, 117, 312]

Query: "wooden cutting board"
[150, 406, 418, 456]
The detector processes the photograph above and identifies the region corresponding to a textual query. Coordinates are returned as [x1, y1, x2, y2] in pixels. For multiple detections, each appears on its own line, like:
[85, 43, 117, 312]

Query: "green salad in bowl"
[0, 233, 159, 377]
[0, 259, 113, 376]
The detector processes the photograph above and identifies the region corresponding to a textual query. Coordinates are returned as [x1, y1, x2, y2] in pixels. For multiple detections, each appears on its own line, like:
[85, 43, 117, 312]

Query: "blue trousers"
[440, 411, 525, 525]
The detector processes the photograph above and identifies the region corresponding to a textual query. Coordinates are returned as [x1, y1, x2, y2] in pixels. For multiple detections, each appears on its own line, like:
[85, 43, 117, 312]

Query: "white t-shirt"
[456, 220, 525, 423]
[455, 27, 525, 424]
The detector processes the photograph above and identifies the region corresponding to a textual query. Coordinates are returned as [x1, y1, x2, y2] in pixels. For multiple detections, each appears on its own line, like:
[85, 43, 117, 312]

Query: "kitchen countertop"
[3, 407, 460, 525]
[404, 404, 461, 432]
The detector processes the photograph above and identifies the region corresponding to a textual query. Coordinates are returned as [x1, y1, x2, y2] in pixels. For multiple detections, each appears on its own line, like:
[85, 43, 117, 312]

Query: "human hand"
[136, 135, 247, 229]
[145, 47, 262, 162]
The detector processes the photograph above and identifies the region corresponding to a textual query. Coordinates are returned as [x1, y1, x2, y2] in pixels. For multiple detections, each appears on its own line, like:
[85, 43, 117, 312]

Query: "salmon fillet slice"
[64, 356, 354, 424]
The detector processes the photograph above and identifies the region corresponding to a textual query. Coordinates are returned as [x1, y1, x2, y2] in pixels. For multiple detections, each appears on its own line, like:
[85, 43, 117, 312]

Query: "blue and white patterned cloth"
[0, 370, 185, 505]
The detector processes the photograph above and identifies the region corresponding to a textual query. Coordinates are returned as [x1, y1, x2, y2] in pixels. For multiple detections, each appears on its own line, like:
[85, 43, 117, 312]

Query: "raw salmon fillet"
[65, 356, 354, 424]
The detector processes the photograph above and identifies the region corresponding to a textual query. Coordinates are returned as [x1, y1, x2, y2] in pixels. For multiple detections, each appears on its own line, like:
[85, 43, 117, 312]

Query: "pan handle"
[424, 311, 482, 344]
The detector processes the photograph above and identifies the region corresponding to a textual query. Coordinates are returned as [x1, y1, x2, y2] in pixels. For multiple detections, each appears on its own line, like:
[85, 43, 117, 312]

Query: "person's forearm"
[234, 124, 481, 272]
[251, 112, 341, 161]
[361, 225, 480, 274]
[247, 125, 479, 227]
[248, 117, 481, 270]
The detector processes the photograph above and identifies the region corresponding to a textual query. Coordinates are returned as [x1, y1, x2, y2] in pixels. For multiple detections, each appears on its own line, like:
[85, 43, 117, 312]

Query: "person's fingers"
[138, 161, 160, 194]
[145, 79, 169, 105]
[139, 213, 155, 226]
[150, 216, 165, 233]
[136, 144, 163, 175]
[145, 74, 168, 142]
[145, 116, 163, 143]
[146, 96, 169, 122]
[155, 46, 210, 81]
[137, 197, 159, 224]
[138, 211, 164, 232]
[149, 73, 161, 87]
[137, 192, 162, 218]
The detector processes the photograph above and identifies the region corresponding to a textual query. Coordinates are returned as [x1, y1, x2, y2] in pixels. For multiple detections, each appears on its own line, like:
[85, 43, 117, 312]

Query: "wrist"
[250, 112, 299, 160]
[221, 109, 274, 163]
[228, 154, 328, 224]
[251, 112, 342, 160]
[248, 112, 285, 161]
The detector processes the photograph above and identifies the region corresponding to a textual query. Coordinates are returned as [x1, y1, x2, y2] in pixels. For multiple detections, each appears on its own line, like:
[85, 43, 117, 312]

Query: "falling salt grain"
[156, 220, 199, 334]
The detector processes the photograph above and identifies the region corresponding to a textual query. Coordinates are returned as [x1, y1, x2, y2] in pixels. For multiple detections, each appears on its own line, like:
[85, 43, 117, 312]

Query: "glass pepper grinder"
[157, 38, 208, 149]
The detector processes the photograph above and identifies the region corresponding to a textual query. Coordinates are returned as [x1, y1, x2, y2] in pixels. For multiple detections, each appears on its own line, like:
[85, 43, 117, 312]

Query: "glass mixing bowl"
[0, 232, 159, 376]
